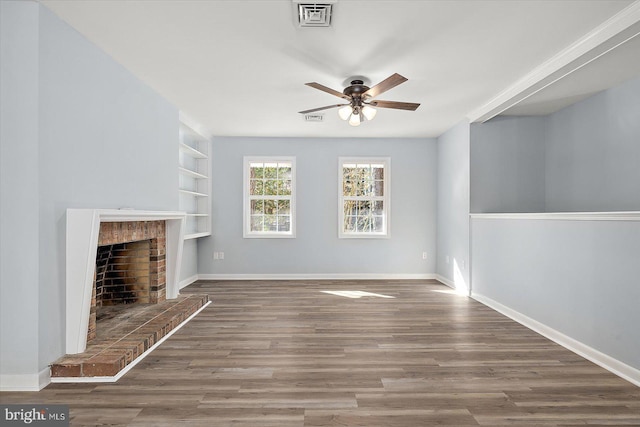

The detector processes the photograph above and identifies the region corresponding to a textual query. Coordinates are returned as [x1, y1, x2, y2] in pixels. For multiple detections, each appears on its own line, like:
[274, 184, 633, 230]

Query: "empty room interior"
[1, 0, 639, 425]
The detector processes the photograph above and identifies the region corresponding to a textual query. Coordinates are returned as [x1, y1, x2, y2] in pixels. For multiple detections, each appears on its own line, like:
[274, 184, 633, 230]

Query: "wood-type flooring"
[2, 280, 639, 426]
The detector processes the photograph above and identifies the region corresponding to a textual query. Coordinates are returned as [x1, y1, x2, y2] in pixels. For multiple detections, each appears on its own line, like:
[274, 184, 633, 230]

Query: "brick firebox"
[86, 221, 166, 343]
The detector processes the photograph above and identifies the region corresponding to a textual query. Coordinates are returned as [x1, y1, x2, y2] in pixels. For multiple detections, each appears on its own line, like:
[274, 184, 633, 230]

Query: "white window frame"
[243, 156, 296, 238]
[338, 157, 390, 239]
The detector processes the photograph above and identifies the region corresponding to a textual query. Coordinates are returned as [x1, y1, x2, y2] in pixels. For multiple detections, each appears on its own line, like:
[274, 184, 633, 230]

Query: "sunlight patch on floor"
[320, 290, 395, 299]
[430, 288, 468, 297]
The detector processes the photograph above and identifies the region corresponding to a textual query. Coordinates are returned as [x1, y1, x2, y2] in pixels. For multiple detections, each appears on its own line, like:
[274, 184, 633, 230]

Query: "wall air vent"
[304, 113, 324, 122]
[296, 3, 334, 27]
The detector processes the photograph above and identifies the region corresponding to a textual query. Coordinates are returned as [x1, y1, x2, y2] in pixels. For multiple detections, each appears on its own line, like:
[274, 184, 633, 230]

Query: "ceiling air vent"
[304, 113, 324, 122]
[296, 2, 335, 27]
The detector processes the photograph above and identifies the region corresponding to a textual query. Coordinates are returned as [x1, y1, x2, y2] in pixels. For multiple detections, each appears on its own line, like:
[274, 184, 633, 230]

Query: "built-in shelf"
[179, 116, 211, 239]
[179, 189, 208, 197]
[178, 167, 208, 180]
[179, 142, 207, 159]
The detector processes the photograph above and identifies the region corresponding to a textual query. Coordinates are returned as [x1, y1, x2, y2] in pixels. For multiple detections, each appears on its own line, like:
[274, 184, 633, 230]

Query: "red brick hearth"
[51, 295, 208, 378]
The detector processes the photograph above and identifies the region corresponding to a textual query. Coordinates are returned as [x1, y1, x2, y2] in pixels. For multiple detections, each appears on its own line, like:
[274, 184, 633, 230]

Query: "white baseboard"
[197, 273, 437, 281]
[0, 367, 51, 392]
[471, 292, 640, 387]
[179, 274, 199, 289]
[435, 274, 455, 289]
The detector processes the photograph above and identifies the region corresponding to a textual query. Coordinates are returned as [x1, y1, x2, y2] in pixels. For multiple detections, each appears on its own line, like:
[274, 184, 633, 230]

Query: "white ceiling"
[39, 0, 640, 138]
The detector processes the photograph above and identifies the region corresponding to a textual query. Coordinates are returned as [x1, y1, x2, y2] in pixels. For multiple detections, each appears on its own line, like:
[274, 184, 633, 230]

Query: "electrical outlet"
[219, 252, 224, 260]
[461, 260, 466, 270]
[213, 252, 219, 260]
[422, 252, 428, 260]
[445, 255, 450, 264]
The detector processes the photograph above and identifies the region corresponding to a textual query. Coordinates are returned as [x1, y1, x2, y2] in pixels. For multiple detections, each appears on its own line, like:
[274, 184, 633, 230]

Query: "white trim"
[198, 273, 436, 281]
[470, 211, 640, 221]
[0, 367, 51, 392]
[435, 274, 455, 289]
[66, 209, 186, 354]
[179, 274, 199, 289]
[51, 301, 211, 384]
[471, 293, 640, 387]
[338, 157, 391, 239]
[243, 156, 296, 239]
[468, 1, 640, 123]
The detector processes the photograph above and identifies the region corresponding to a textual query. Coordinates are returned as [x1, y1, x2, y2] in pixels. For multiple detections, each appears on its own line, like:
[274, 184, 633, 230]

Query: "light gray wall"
[545, 76, 640, 212]
[1, 2, 180, 381]
[470, 116, 546, 213]
[471, 217, 640, 371]
[199, 137, 437, 276]
[436, 120, 470, 287]
[0, 0, 41, 378]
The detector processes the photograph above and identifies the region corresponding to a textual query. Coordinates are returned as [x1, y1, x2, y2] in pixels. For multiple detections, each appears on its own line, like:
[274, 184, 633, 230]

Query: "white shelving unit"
[179, 119, 211, 239]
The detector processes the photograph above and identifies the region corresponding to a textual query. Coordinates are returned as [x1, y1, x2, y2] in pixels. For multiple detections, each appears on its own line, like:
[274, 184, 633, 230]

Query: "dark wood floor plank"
[1, 280, 638, 426]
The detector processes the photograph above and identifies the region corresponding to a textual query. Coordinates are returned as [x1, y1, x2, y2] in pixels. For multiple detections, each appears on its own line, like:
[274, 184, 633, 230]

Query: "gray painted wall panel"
[0, 0, 41, 377]
[470, 116, 546, 213]
[199, 137, 437, 275]
[471, 217, 640, 370]
[436, 121, 470, 287]
[545, 76, 640, 211]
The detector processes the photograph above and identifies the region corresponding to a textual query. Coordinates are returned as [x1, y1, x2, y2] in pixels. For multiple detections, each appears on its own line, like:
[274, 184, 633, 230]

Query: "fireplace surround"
[66, 209, 186, 354]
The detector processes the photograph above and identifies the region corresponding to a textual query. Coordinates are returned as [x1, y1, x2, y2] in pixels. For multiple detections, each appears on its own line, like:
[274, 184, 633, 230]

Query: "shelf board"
[178, 167, 208, 179]
[184, 231, 211, 240]
[179, 189, 208, 197]
[179, 143, 207, 159]
[186, 213, 209, 217]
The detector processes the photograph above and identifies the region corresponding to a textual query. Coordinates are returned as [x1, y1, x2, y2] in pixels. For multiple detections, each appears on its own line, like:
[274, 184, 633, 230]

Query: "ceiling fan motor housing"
[343, 80, 371, 101]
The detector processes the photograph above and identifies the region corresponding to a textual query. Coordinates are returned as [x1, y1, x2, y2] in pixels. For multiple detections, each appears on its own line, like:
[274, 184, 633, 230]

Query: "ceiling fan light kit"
[299, 73, 420, 126]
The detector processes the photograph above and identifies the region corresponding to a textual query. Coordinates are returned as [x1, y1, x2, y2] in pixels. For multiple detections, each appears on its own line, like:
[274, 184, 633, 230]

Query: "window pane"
[251, 199, 264, 215]
[277, 215, 290, 232]
[356, 214, 372, 232]
[250, 179, 263, 195]
[264, 164, 277, 178]
[264, 215, 277, 231]
[278, 165, 292, 180]
[264, 199, 276, 214]
[264, 180, 277, 195]
[344, 216, 357, 232]
[250, 163, 264, 179]
[343, 200, 357, 217]
[250, 215, 264, 232]
[278, 179, 292, 195]
[373, 216, 384, 232]
[373, 201, 384, 215]
[374, 180, 384, 196]
[357, 200, 371, 215]
[277, 200, 290, 214]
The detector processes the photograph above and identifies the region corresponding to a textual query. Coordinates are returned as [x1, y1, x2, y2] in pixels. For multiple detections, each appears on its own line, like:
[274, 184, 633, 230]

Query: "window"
[339, 157, 390, 238]
[244, 157, 295, 238]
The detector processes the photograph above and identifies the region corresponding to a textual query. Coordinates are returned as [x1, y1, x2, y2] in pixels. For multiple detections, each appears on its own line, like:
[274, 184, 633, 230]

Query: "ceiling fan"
[299, 73, 420, 126]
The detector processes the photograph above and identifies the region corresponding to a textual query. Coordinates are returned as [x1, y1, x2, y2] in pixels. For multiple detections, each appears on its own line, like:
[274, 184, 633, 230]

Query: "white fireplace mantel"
[66, 209, 187, 354]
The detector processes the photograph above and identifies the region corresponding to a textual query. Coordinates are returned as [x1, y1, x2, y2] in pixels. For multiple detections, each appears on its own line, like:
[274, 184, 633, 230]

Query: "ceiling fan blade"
[363, 73, 408, 98]
[369, 100, 420, 111]
[305, 82, 350, 100]
[298, 104, 348, 114]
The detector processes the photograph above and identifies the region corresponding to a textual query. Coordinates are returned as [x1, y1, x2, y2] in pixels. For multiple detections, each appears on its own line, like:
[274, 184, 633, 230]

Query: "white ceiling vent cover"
[297, 3, 334, 27]
[304, 113, 324, 122]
